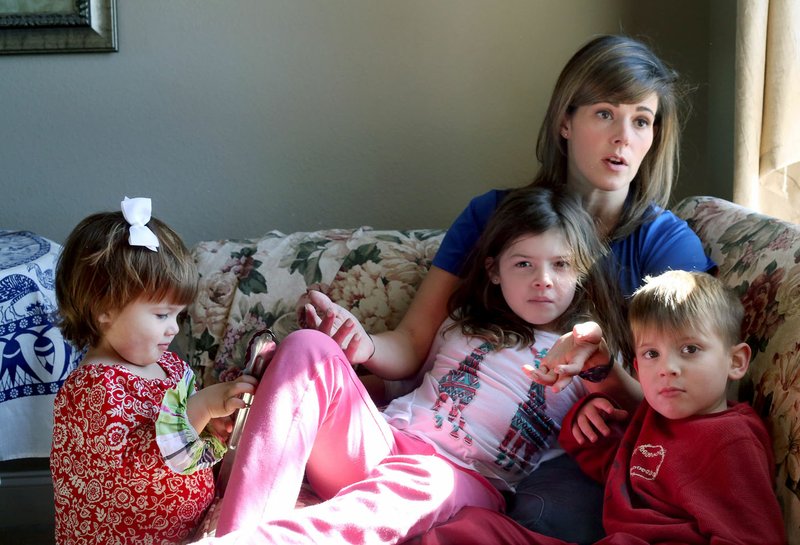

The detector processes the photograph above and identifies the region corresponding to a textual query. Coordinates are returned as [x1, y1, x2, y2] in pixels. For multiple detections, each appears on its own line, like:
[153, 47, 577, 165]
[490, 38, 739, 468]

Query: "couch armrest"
[674, 195, 800, 540]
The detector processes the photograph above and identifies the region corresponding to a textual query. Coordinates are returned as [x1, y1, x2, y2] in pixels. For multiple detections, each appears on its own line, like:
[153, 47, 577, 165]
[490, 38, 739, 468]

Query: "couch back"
[673, 196, 800, 542]
[180, 227, 445, 386]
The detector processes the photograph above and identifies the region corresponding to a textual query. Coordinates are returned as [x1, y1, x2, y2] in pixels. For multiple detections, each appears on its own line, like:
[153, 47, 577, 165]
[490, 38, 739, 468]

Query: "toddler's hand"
[207, 415, 236, 443]
[571, 396, 628, 445]
[187, 375, 258, 434]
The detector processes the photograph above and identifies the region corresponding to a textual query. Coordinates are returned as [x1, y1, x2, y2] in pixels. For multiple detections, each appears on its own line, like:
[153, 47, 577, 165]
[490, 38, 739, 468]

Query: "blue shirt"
[432, 189, 716, 297]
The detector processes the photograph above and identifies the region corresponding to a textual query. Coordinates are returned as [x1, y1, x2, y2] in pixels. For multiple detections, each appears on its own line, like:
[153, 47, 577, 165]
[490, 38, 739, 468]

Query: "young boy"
[414, 270, 786, 545]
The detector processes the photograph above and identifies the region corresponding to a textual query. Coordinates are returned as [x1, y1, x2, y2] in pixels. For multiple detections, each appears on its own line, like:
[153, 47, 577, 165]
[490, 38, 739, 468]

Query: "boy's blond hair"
[629, 270, 744, 347]
[55, 211, 198, 350]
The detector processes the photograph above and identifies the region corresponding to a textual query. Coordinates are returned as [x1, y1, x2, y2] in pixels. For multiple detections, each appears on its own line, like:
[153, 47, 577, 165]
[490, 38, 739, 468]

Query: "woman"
[303, 34, 715, 543]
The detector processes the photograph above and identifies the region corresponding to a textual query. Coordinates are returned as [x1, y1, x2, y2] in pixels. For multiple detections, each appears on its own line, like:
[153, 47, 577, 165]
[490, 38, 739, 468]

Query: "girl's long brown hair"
[447, 186, 632, 363]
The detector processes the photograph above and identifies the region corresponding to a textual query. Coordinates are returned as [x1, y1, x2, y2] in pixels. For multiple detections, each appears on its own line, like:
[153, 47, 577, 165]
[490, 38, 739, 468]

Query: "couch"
[179, 196, 800, 543]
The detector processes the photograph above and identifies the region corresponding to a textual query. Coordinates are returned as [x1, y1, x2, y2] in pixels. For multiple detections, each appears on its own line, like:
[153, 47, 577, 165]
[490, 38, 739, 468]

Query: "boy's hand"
[571, 396, 628, 445]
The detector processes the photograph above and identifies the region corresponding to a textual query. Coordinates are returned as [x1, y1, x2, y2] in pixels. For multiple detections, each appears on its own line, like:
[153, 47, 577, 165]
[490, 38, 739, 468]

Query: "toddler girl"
[50, 197, 256, 545]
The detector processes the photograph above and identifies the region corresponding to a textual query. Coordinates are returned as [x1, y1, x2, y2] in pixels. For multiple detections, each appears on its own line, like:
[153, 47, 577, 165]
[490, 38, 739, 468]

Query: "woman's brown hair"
[531, 34, 689, 240]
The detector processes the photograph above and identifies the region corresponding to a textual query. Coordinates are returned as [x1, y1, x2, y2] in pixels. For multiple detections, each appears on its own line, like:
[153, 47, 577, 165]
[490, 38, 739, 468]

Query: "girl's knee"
[269, 329, 349, 375]
[279, 329, 342, 357]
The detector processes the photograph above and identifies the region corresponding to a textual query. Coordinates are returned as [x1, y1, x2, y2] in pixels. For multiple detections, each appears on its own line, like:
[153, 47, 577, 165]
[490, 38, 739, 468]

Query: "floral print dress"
[50, 352, 215, 545]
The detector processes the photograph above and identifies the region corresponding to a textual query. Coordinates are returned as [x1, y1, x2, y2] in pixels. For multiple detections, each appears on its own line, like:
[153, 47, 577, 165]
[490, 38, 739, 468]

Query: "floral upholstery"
[180, 196, 800, 541]
[673, 196, 800, 543]
[180, 227, 444, 540]
[178, 227, 445, 387]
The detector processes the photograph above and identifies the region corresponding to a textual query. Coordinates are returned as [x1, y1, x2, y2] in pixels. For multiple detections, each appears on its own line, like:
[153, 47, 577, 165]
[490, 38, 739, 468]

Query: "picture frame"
[0, 0, 117, 54]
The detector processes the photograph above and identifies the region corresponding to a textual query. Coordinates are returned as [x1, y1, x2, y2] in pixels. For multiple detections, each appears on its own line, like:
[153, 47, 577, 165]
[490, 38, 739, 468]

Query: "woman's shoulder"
[625, 204, 702, 244]
[638, 203, 684, 227]
[460, 188, 510, 220]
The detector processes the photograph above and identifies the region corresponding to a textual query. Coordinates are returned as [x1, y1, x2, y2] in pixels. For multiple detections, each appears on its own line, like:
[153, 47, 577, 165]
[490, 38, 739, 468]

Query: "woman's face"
[562, 93, 658, 197]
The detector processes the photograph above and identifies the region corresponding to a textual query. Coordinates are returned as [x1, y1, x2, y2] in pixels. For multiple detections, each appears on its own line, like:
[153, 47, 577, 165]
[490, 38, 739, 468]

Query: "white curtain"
[734, 0, 800, 224]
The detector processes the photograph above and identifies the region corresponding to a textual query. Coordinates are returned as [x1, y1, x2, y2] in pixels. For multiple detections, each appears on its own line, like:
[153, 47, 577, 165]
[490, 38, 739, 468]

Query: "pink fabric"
[206, 329, 503, 545]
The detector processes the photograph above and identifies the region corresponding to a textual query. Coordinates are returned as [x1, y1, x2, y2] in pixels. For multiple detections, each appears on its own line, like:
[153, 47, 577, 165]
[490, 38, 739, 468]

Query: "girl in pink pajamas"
[201, 187, 631, 545]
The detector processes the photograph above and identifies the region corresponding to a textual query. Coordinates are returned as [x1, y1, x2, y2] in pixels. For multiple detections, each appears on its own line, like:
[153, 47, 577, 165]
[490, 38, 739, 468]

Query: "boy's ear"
[728, 342, 751, 381]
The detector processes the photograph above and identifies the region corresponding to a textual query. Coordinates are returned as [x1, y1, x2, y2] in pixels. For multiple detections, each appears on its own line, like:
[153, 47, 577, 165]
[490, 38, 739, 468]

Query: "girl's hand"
[297, 289, 375, 364]
[525, 321, 611, 392]
[571, 397, 628, 445]
[187, 375, 258, 434]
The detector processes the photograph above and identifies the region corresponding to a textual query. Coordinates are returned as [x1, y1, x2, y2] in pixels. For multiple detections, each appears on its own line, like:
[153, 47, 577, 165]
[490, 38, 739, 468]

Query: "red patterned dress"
[50, 352, 215, 545]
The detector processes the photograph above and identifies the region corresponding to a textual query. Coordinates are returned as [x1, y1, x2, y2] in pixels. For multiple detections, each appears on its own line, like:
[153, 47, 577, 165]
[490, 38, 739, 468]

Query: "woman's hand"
[570, 396, 628, 445]
[524, 321, 611, 392]
[297, 289, 375, 364]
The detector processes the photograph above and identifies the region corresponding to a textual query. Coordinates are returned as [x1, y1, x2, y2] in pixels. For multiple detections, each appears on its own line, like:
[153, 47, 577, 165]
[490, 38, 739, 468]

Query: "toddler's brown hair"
[55, 211, 198, 350]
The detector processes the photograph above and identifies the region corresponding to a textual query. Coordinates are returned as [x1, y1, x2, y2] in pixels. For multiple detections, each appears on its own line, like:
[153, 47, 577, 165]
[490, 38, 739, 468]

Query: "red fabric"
[417, 399, 786, 545]
[51, 352, 215, 545]
[558, 393, 624, 484]
[409, 506, 571, 545]
[588, 400, 785, 545]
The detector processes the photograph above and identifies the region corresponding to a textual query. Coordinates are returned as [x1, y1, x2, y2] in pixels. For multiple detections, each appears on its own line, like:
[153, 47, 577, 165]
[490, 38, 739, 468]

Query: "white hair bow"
[121, 197, 159, 252]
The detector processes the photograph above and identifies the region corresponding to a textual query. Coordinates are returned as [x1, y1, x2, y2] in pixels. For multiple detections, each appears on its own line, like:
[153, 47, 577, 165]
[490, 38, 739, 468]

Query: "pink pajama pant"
[199, 329, 503, 545]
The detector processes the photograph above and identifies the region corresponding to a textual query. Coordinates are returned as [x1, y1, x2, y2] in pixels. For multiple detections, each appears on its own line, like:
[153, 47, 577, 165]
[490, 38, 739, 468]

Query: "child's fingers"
[227, 378, 257, 400]
[571, 416, 597, 444]
[605, 407, 629, 423]
[572, 321, 602, 344]
[523, 364, 556, 386]
[225, 396, 249, 412]
[584, 410, 611, 438]
[301, 303, 322, 328]
[571, 399, 611, 443]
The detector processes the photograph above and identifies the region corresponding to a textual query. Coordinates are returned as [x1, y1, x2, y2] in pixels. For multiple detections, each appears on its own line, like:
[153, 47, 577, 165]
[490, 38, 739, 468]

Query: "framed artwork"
[0, 0, 117, 54]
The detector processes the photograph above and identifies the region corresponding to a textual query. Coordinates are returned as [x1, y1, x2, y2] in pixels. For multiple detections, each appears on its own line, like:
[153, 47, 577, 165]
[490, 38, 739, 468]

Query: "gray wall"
[0, 1, 735, 247]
